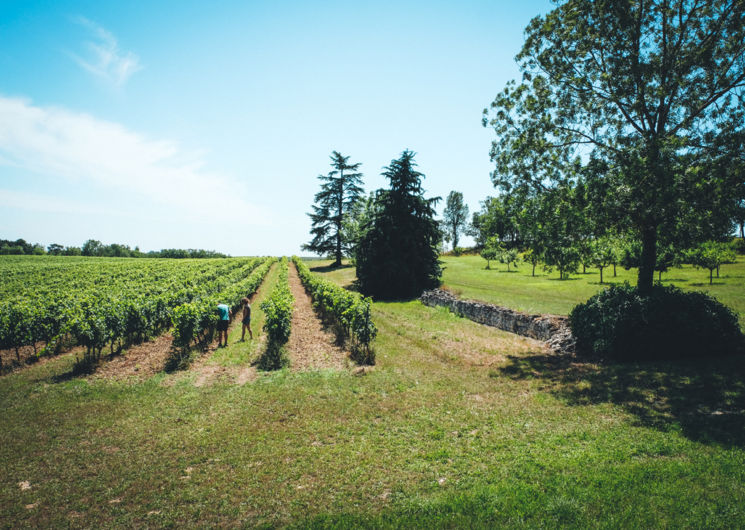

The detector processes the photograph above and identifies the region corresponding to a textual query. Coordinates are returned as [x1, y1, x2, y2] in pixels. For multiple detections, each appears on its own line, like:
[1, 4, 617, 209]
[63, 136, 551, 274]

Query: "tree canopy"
[484, 0, 745, 293]
[442, 191, 469, 250]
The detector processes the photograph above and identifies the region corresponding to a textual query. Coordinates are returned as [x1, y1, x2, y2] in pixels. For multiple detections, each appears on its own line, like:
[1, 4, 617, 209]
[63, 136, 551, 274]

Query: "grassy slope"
[1, 260, 744, 527]
[439, 254, 745, 326]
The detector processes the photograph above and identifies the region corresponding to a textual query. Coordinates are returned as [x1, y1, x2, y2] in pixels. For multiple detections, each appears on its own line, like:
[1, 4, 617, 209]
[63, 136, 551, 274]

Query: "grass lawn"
[438, 254, 745, 327]
[1, 259, 744, 527]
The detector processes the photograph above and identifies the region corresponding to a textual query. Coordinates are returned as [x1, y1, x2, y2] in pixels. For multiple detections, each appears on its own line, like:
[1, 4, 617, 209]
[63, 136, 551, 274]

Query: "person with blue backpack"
[216, 302, 231, 347]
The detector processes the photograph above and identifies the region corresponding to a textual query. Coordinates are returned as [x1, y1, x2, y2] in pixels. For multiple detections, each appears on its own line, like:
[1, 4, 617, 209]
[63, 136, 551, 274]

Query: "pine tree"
[303, 151, 364, 266]
[355, 150, 442, 299]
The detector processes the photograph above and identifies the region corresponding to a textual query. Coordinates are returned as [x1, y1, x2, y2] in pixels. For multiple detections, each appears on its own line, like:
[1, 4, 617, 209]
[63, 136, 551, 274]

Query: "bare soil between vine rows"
[286, 262, 349, 372]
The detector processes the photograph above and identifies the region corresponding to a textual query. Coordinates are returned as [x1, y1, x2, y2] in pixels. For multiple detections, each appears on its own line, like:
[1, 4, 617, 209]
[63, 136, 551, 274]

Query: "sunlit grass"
[439, 254, 745, 326]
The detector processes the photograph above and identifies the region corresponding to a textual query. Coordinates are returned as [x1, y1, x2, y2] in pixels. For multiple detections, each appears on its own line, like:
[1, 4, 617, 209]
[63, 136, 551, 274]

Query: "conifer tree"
[355, 150, 442, 299]
[303, 151, 364, 267]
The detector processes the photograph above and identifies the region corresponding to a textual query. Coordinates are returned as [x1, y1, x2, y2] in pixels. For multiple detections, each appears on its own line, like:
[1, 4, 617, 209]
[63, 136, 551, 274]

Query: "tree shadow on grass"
[498, 353, 745, 447]
[309, 263, 355, 274]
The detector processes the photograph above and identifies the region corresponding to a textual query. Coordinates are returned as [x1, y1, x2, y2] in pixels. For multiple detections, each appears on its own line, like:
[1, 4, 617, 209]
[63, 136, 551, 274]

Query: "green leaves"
[258, 258, 292, 370]
[261, 259, 293, 346]
[0, 257, 270, 363]
[484, 0, 745, 292]
[171, 258, 275, 350]
[303, 151, 365, 266]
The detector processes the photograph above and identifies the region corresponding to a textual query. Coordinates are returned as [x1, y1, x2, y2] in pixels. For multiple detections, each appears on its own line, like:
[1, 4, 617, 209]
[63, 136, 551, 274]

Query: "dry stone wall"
[419, 289, 576, 354]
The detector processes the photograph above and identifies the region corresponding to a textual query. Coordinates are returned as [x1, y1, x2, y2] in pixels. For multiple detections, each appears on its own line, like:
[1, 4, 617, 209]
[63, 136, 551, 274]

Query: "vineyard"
[0, 255, 375, 374]
[292, 256, 376, 364]
[0, 256, 272, 371]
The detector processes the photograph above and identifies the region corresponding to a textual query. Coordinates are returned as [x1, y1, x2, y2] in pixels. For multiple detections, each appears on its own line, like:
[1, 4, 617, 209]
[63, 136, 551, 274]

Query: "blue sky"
[0, 0, 554, 256]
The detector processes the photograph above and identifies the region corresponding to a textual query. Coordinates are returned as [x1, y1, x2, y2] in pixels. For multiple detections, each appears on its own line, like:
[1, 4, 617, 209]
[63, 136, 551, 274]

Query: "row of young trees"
[303, 150, 442, 299]
[480, 232, 739, 285]
[470, 188, 743, 283]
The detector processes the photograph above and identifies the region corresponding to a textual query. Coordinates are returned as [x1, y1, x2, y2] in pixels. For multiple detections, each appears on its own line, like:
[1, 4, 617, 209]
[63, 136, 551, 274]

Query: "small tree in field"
[687, 241, 736, 284]
[544, 244, 580, 280]
[480, 237, 500, 270]
[498, 246, 520, 272]
[523, 248, 542, 277]
[589, 238, 616, 284]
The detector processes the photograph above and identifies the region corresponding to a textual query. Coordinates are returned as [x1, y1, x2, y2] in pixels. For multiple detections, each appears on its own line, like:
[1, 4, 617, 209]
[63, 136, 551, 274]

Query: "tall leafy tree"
[355, 150, 442, 299]
[468, 194, 522, 247]
[303, 151, 364, 267]
[484, 0, 745, 294]
[442, 191, 469, 250]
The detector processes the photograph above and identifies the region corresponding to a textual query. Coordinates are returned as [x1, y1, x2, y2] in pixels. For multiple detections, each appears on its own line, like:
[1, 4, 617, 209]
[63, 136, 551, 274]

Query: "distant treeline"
[0, 238, 229, 259]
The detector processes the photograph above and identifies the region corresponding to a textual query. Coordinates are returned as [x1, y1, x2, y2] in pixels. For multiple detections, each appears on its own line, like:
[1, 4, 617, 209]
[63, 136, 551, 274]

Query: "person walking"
[240, 297, 253, 341]
[217, 302, 231, 347]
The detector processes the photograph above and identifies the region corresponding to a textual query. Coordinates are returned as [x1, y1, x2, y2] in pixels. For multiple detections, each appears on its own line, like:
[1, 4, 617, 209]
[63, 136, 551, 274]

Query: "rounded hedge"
[569, 283, 744, 361]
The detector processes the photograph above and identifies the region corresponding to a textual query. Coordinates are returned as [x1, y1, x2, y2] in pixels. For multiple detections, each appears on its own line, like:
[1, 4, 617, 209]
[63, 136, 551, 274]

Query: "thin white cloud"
[70, 16, 142, 87]
[0, 95, 269, 225]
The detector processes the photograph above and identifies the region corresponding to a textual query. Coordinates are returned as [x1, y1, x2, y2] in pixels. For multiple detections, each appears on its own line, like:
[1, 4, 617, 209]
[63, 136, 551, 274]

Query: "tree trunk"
[658, 270, 662, 282]
[716, 265, 719, 278]
[710, 268, 713, 284]
[532, 263, 536, 276]
[740, 223, 744, 239]
[613, 263, 617, 277]
[599, 267, 603, 284]
[637, 227, 657, 295]
[335, 171, 343, 268]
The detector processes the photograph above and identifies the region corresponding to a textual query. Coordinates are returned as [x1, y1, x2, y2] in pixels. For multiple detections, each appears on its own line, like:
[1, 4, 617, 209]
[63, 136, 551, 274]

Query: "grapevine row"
[171, 257, 276, 350]
[291, 257, 376, 364]
[258, 258, 293, 370]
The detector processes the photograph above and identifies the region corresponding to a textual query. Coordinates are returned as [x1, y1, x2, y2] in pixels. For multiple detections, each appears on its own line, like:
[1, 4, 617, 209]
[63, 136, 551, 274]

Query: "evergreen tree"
[303, 151, 364, 267]
[355, 150, 442, 299]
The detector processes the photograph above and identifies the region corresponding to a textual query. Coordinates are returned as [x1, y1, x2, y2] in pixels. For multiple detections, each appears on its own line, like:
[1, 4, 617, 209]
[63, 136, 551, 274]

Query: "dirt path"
[190, 289, 265, 387]
[189, 263, 280, 386]
[93, 333, 176, 381]
[287, 262, 348, 371]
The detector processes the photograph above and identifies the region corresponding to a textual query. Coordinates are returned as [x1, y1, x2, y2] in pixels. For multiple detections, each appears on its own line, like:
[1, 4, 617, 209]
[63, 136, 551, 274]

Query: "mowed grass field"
[440, 254, 745, 327]
[1, 256, 744, 527]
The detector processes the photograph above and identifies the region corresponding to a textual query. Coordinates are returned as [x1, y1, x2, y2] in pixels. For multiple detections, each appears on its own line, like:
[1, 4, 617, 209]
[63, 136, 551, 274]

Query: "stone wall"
[419, 289, 576, 354]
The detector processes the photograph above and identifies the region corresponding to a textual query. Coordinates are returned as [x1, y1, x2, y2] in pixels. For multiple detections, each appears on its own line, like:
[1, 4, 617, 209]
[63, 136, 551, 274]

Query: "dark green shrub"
[569, 283, 744, 361]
